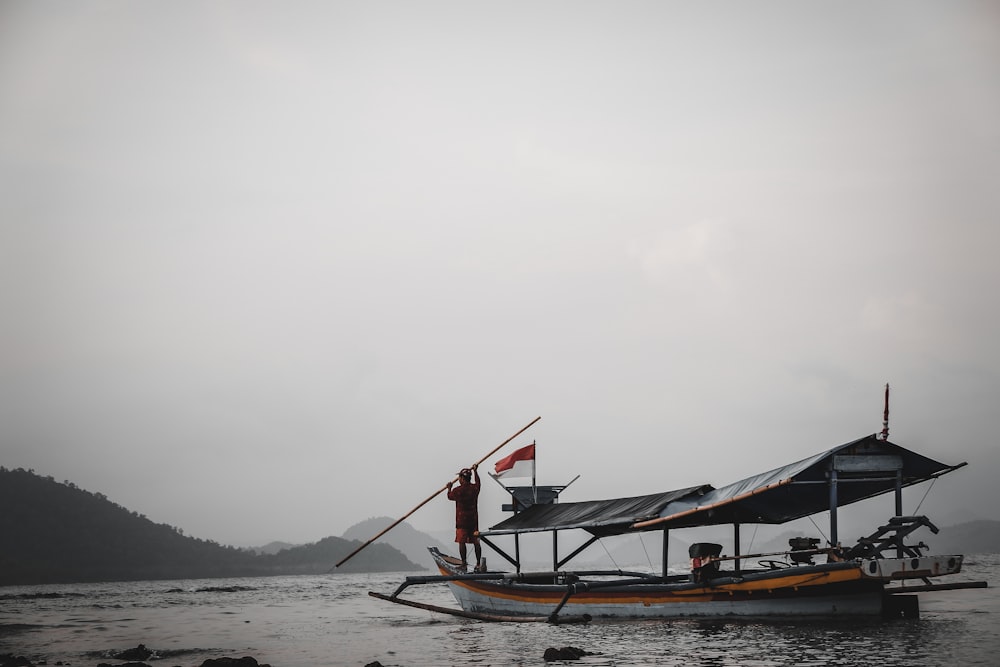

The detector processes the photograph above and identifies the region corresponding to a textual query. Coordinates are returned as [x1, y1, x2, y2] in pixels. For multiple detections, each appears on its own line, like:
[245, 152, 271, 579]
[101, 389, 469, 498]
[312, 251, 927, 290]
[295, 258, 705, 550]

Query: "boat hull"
[429, 550, 957, 619]
[446, 580, 884, 618]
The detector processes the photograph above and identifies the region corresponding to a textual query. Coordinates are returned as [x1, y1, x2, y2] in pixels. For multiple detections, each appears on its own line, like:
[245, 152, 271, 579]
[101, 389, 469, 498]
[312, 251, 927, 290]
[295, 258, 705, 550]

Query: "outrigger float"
[370, 430, 987, 622]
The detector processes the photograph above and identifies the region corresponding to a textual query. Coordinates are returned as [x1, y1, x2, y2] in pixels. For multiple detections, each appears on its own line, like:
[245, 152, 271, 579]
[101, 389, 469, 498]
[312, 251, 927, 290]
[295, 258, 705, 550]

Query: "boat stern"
[859, 554, 963, 580]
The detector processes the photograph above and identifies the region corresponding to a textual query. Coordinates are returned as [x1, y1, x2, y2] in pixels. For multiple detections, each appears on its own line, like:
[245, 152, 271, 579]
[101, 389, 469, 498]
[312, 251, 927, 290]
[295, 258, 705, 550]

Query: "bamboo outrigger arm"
[367, 590, 592, 624]
[368, 570, 595, 624]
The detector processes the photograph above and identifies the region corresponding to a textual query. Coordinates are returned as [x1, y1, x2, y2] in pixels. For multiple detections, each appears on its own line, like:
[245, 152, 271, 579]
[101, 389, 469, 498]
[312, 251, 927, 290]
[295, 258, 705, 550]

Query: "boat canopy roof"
[482, 434, 964, 538]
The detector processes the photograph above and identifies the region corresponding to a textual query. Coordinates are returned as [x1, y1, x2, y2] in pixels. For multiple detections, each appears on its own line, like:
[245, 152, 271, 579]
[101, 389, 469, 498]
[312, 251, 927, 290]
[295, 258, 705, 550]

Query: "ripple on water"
[0, 569, 996, 666]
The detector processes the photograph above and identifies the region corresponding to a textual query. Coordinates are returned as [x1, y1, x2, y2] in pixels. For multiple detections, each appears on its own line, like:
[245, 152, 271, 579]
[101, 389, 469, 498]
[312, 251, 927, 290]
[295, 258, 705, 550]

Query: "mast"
[880, 383, 890, 440]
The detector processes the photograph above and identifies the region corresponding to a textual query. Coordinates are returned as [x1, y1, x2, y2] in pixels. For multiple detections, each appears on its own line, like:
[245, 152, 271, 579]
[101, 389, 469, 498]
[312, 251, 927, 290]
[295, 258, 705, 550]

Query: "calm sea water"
[2, 555, 999, 667]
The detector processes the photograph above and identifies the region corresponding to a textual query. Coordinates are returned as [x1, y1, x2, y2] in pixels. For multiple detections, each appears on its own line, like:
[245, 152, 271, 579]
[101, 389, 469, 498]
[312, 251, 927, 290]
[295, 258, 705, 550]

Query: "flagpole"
[531, 440, 537, 504]
[334, 416, 541, 568]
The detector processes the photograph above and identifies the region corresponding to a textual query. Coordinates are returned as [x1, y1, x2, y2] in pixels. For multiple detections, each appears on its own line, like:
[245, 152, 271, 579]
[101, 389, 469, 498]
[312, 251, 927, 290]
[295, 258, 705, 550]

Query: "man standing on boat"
[447, 464, 483, 571]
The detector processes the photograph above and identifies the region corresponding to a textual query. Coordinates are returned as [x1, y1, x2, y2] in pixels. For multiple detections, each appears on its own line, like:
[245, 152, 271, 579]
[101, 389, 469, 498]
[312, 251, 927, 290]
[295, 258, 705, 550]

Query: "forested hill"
[0, 467, 421, 586]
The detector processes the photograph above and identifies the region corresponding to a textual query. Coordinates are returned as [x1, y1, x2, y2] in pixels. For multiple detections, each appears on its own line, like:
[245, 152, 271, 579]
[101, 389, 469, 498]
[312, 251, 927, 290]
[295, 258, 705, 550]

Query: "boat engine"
[789, 537, 821, 564]
[689, 543, 723, 582]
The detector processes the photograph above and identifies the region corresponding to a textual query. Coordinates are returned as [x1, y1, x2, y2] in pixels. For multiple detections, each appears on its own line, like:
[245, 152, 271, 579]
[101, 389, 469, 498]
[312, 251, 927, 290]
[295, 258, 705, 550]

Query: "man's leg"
[459, 542, 468, 566]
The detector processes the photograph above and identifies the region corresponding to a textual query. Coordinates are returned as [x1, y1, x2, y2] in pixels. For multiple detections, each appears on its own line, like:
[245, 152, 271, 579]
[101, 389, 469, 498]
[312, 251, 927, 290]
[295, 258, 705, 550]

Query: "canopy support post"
[895, 468, 904, 558]
[733, 521, 741, 574]
[557, 535, 599, 570]
[479, 536, 519, 569]
[552, 530, 559, 571]
[515, 533, 521, 573]
[829, 469, 839, 547]
[662, 528, 669, 578]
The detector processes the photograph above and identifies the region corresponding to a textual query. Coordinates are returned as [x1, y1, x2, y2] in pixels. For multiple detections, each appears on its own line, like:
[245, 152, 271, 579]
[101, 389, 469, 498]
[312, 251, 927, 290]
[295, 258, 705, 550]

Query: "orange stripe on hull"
[437, 565, 868, 606]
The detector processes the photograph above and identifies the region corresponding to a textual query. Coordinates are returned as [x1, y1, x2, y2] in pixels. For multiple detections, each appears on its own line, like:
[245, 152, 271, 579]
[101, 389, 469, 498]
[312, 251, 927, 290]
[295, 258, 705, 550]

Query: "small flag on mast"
[494, 443, 535, 479]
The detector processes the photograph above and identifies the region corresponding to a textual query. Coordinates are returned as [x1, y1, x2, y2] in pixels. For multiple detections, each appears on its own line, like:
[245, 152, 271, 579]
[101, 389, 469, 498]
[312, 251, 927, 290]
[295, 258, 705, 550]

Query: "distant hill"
[261, 535, 420, 575]
[342, 517, 450, 569]
[248, 541, 299, 556]
[926, 520, 1000, 555]
[0, 467, 421, 586]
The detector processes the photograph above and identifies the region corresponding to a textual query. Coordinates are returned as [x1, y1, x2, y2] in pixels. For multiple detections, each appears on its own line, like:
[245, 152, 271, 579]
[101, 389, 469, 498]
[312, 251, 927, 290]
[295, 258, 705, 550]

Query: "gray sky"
[2, 1, 998, 548]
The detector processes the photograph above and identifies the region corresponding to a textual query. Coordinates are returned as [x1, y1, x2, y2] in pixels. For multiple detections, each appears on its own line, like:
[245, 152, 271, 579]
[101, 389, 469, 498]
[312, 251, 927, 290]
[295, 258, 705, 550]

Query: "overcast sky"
[2, 1, 998, 549]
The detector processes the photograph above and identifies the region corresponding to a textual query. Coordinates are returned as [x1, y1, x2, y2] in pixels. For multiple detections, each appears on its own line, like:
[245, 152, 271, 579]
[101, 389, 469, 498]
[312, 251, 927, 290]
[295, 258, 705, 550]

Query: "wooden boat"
[370, 433, 987, 622]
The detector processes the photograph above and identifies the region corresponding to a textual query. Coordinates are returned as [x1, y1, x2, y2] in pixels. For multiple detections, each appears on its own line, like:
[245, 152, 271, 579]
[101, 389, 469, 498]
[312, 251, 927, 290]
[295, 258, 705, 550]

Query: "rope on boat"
[638, 532, 655, 572]
[597, 537, 621, 571]
[911, 477, 936, 515]
[807, 514, 830, 546]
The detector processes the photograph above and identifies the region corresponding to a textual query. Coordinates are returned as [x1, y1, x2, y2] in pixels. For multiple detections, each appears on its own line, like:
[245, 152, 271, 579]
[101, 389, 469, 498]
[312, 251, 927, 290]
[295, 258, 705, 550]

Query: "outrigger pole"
[334, 416, 541, 568]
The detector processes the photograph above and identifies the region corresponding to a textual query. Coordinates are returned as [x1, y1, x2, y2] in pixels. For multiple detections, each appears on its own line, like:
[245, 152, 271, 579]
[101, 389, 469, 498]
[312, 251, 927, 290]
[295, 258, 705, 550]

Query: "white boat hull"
[433, 550, 963, 619]
[446, 580, 883, 618]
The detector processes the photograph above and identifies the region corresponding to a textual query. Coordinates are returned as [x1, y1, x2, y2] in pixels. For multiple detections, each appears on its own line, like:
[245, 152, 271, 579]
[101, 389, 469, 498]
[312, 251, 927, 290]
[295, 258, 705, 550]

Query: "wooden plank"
[884, 581, 988, 594]
[833, 454, 903, 472]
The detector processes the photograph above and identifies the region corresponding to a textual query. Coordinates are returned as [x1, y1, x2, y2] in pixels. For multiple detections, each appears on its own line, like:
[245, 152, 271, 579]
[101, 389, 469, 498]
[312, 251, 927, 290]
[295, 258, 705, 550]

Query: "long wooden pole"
[334, 416, 541, 568]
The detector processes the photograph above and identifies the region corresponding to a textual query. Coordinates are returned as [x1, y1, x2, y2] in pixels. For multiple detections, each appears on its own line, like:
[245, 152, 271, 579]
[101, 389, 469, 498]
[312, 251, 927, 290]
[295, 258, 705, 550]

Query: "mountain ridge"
[342, 516, 451, 569]
[4, 466, 995, 587]
[0, 467, 422, 586]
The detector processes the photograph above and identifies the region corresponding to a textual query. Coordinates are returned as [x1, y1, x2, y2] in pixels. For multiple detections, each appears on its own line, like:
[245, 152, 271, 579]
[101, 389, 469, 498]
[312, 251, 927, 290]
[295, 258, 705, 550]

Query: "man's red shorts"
[455, 528, 479, 545]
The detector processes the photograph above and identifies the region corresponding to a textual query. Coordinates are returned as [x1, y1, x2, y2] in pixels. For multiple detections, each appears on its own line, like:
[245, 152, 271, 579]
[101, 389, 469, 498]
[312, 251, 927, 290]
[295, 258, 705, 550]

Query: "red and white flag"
[494, 443, 535, 479]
